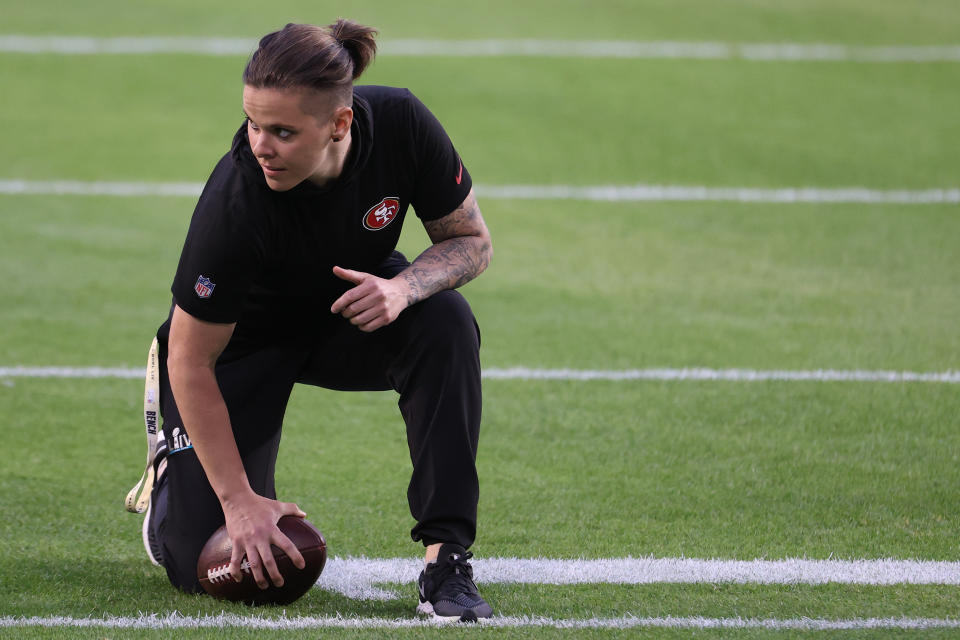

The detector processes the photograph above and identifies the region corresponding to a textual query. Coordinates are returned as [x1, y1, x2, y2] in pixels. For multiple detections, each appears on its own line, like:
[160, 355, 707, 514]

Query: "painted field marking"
[1, 180, 958, 204]
[2, 35, 960, 62]
[2, 614, 960, 631]
[5, 556, 960, 627]
[482, 368, 960, 383]
[478, 184, 960, 204]
[0, 179, 201, 198]
[1, 366, 958, 383]
[318, 556, 960, 600]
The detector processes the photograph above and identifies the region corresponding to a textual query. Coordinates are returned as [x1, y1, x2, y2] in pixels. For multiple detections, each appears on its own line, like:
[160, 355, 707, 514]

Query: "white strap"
[125, 337, 161, 513]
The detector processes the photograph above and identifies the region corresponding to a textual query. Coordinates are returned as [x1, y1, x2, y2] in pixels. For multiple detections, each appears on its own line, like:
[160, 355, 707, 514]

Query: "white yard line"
[2, 179, 958, 204]
[2, 614, 959, 630]
[1, 366, 958, 383]
[318, 556, 960, 600]
[5, 557, 960, 626]
[0, 179, 202, 198]
[0, 366, 145, 378]
[482, 367, 960, 383]
[5, 556, 960, 627]
[477, 184, 960, 204]
[2, 35, 960, 62]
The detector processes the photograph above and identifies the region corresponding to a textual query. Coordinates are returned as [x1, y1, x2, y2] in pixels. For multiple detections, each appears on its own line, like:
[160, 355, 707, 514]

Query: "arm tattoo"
[402, 194, 492, 306]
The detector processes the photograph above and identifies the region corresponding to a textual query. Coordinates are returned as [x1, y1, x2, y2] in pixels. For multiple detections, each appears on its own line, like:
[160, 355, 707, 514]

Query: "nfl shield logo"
[194, 275, 215, 299]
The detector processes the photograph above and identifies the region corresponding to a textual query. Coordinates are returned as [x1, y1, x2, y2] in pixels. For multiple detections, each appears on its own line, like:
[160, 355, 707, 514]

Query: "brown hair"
[242, 20, 377, 104]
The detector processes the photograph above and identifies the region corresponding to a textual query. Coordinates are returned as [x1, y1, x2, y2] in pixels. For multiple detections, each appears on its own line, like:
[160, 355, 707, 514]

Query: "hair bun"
[328, 18, 378, 79]
[244, 20, 378, 92]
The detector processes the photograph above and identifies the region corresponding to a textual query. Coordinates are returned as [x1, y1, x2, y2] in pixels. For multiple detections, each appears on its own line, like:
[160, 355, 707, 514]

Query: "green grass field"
[1, 1, 959, 637]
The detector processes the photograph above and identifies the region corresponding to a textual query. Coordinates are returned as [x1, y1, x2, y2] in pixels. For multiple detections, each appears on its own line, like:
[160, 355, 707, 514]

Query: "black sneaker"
[416, 543, 492, 622]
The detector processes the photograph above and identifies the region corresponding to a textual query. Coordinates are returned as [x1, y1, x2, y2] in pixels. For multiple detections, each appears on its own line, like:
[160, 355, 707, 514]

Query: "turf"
[3, 379, 958, 567]
[3, 54, 960, 187]
[10, 631, 960, 640]
[3, 0, 960, 43]
[1, 0, 959, 637]
[2, 196, 958, 370]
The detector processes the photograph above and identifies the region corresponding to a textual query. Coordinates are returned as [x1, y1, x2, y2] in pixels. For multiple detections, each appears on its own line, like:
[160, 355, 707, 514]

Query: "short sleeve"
[171, 183, 263, 324]
[407, 92, 473, 221]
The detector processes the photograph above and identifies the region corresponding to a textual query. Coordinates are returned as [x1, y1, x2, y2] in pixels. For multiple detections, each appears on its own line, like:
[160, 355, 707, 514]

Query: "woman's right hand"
[168, 306, 308, 588]
[222, 491, 307, 588]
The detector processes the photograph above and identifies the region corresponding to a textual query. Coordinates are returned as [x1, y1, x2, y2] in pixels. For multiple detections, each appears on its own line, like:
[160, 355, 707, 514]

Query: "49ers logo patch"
[363, 197, 400, 231]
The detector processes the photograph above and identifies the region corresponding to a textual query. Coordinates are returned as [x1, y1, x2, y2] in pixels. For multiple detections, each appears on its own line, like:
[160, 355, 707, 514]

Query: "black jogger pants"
[152, 253, 482, 593]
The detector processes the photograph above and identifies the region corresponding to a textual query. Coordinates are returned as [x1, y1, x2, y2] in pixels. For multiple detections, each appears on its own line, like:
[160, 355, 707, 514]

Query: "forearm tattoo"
[402, 195, 492, 306]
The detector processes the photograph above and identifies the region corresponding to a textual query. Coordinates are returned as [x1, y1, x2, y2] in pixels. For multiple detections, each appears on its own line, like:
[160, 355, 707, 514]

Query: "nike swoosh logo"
[455, 159, 463, 185]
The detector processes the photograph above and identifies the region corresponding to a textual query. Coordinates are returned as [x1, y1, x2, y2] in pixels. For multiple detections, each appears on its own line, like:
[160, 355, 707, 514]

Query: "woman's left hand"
[330, 266, 410, 331]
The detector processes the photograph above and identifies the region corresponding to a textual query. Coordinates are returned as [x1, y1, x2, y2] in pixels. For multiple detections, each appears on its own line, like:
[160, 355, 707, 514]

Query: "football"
[197, 515, 327, 605]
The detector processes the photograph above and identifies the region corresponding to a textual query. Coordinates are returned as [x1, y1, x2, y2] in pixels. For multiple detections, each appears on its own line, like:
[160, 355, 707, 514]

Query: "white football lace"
[207, 558, 251, 584]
